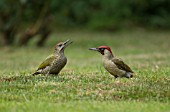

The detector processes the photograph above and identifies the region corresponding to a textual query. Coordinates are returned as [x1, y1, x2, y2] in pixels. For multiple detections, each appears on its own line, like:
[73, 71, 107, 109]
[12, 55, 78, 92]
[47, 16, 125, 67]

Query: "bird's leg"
[114, 75, 121, 84]
[113, 75, 118, 82]
[45, 71, 50, 77]
[114, 75, 118, 79]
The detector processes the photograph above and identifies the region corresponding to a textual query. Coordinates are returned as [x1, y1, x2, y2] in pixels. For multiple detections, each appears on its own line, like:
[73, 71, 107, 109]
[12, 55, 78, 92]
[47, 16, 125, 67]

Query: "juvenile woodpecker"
[89, 46, 134, 78]
[32, 39, 72, 76]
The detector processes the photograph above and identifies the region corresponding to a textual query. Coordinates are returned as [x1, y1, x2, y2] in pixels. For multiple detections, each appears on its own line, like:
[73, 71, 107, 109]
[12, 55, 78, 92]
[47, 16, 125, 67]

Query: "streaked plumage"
[32, 39, 72, 76]
[89, 46, 134, 78]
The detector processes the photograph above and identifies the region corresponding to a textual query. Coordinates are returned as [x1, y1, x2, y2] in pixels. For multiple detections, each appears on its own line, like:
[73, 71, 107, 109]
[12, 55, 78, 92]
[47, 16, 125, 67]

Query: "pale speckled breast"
[50, 56, 67, 74]
[103, 59, 116, 74]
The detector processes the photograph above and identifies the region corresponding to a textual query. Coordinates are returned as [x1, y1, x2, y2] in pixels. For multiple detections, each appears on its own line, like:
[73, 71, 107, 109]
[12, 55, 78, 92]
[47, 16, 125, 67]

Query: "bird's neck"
[54, 50, 65, 57]
[102, 53, 114, 60]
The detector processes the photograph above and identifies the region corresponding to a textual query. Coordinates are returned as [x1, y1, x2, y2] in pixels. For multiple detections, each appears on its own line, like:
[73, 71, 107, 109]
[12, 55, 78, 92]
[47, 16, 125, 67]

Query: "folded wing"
[37, 54, 55, 70]
[112, 58, 133, 73]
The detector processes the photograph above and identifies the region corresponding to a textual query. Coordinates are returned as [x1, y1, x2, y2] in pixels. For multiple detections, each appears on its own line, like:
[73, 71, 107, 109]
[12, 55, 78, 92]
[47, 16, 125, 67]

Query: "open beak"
[89, 48, 99, 51]
[63, 39, 73, 48]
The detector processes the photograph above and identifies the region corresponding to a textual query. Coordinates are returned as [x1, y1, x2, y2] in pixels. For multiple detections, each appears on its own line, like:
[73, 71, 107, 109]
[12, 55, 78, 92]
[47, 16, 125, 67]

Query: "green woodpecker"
[32, 39, 72, 76]
[89, 46, 134, 78]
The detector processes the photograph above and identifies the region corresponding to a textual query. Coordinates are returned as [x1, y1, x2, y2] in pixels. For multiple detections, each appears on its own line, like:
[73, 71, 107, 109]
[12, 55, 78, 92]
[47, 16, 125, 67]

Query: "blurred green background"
[0, 0, 170, 46]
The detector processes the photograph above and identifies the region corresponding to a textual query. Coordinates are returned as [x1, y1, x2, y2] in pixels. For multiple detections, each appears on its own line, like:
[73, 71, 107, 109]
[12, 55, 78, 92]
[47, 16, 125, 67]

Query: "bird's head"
[89, 46, 113, 56]
[54, 39, 73, 53]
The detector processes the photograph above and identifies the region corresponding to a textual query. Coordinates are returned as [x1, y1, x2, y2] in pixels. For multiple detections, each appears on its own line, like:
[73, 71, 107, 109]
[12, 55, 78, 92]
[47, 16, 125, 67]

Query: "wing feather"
[37, 54, 55, 70]
[112, 58, 133, 73]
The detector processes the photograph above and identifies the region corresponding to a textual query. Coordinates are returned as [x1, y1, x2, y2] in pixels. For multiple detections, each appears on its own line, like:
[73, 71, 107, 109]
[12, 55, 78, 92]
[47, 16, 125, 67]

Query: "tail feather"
[125, 72, 133, 78]
[32, 71, 40, 76]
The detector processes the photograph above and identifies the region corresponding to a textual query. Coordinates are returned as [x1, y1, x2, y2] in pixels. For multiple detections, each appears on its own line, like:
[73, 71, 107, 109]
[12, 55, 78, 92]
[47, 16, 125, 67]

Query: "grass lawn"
[0, 30, 170, 112]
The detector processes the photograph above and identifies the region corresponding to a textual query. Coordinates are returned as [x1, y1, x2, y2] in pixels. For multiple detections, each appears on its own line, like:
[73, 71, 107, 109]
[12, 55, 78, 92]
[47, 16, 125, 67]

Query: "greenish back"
[37, 54, 55, 70]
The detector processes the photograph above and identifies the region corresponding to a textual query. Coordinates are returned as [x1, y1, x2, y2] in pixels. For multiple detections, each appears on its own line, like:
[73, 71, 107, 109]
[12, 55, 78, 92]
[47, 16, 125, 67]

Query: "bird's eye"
[58, 44, 62, 47]
[100, 48, 105, 52]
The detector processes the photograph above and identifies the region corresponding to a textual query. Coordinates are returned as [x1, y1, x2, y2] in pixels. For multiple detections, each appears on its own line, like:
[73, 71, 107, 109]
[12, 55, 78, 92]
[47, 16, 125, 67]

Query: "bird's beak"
[63, 39, 73, 48]
[89, 48, 99, 51]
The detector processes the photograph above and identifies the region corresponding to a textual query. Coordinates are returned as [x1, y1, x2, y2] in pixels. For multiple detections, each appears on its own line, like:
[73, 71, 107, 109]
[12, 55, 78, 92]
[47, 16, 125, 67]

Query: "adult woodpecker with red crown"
[89, 46, 134, 78]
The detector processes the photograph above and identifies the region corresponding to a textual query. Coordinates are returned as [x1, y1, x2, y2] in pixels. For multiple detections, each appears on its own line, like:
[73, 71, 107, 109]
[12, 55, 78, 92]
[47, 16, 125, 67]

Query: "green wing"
[37, 54, 55, 70]
[112, 58, 134, 73]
